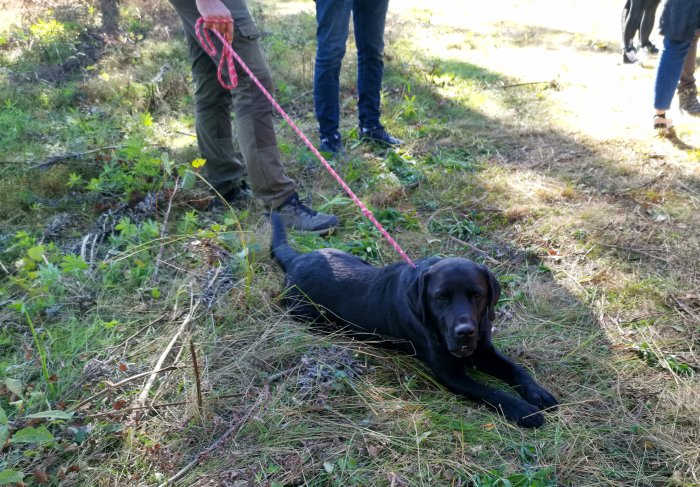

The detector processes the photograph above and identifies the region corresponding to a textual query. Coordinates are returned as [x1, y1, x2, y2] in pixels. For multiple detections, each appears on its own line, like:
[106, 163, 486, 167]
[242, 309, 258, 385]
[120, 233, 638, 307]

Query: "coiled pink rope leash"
[195, 18, 416, 268]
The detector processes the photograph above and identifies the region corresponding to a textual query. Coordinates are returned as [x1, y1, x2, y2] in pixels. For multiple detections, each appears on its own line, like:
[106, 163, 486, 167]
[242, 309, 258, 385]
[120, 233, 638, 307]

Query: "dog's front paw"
[522, 384, 558, 411]
[502, 400, 545, 428]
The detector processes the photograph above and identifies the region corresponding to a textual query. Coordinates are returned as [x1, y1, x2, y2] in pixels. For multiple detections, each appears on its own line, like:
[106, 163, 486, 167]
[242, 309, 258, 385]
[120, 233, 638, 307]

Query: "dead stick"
[190, 338, 203, 413]
[136, 289, 200, 407]
[152, 179, 179, 280]
[35, 145, 121, 170]
[111, 313, 168, 353]
[266, 365, 300, 384]
[449, 236, 499, 264]
[158, 393, 265, 487]
[670, 295, 700, 324]
[83, 393, 245, 419]
[499, 80, 554, 89]
[84, 400, 189, 419]
[68, 366, 181, 412]
[595, 242, 676, 266]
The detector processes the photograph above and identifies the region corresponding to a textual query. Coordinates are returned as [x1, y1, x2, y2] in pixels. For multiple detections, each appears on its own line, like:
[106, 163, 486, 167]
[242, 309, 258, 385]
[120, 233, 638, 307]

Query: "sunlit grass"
[0, 0, 698, 485]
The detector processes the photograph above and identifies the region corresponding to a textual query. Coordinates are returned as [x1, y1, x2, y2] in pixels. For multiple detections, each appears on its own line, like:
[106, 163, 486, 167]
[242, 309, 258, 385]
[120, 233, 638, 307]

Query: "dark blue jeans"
[314, 0, 390, 139]
[654, 37, 693, 110]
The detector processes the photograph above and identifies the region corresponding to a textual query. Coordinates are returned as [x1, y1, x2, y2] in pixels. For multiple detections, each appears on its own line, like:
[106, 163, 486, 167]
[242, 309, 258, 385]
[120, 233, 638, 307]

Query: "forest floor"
[0, 0, 698, 485]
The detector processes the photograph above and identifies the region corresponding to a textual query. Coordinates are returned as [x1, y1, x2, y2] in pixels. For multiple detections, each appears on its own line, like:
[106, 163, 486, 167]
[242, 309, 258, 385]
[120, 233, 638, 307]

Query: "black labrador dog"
[270, 213, 557, 427]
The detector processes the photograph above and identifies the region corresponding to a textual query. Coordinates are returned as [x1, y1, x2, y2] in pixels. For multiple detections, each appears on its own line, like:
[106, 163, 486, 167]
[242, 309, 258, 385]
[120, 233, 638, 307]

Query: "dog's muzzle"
[449, 345, 475, 358]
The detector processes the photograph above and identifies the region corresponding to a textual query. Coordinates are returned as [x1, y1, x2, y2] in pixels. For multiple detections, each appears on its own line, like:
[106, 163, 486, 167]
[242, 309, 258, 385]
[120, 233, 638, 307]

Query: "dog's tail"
[270, 211, 298, 271]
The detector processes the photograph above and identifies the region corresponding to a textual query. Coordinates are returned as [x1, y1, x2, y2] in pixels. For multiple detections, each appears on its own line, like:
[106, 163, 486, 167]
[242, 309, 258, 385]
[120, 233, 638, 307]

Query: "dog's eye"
[435, 293, 449, 302]
[472, 294, 482, 302]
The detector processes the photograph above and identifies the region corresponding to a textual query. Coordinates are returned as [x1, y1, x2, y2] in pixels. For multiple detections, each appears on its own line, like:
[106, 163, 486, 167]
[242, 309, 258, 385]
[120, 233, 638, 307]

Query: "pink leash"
[195, 18, 416, 268]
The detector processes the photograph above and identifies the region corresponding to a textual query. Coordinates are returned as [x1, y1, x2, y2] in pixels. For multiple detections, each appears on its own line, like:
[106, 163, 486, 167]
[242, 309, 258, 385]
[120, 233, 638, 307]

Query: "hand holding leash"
[196, 0, 234, 44]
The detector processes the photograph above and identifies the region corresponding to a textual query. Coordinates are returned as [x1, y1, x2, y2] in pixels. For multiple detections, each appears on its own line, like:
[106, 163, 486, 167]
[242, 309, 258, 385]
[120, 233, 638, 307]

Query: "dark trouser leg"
[353, 0, 389, 129]
[228, 21, 297, 207]
[314, 0, 353, 139]
[622, 0, 644, 50]
[678, 31, 700, 92]
[169, 0, 296, 207]
[639, 0, 661, 46]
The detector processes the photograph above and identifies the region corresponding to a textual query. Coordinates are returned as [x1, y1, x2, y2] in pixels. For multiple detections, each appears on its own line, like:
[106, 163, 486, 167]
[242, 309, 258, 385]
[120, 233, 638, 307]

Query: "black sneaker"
[623, 47, 640, 64]
[640, 42, 659, 56]
[319, 133, 344, 154]
[210, 180, 252, 209]
[275, 192, 338, 235]
[359, 125, 402, 146]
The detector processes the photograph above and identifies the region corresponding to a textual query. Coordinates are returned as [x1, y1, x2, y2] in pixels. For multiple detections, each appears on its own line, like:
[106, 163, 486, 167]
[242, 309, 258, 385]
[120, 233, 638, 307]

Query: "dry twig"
[152, 179, 179, 280]
[190, 338, 203, 413]
[595, 242, 676, 266]
[157, 390, 267, 487]
[136, 288, 200, 408]
[68, 365, 181, 412]
[111, 313, 169, 353]
[670, 295, 700, 324]
[35, 146, 121, 170]
[450, 236, 500, 265]
[83, 393, 244, 419]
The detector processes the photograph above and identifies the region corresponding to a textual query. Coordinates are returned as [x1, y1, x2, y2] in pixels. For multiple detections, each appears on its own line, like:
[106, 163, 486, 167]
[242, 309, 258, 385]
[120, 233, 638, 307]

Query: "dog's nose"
[454, 323, 476, 338]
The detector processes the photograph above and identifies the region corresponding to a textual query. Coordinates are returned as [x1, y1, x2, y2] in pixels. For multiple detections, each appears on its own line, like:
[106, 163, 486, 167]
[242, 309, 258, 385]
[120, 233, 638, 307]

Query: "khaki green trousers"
[169, 0, 296, 207]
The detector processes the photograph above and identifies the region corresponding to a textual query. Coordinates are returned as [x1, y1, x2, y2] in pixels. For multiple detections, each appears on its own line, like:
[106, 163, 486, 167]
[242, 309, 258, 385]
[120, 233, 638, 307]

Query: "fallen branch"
[35, 146, 121, 170]
[152, 180, 179, 280]
[596, 242, 676, 266]
[83, 393, 244, 420]
[136, 288, 200, 408]
[84, 400, 189, 419]
[68, 365, 181, 412]
[190, 338, 203, 414]
[619, 170, 666, 193]
[499, 80, 557, 89]
[111, 313, 168, 353]
[158, 390, 266, 487]
[266, 365, 300, 384]
[670, 295, 700, 324]
[449, 236, 500, 265]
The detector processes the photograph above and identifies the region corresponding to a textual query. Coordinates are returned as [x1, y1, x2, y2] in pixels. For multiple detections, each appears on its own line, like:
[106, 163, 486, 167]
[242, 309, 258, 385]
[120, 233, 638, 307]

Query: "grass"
[0, 0, 699, 485]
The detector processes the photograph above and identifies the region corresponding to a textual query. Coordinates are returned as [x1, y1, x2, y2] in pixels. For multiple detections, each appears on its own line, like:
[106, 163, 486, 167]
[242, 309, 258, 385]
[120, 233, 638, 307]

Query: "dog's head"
[410, 258, 501, 358]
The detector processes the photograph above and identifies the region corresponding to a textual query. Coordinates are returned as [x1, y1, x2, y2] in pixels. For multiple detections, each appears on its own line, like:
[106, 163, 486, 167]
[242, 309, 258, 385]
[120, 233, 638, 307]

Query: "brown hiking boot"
[678, 88, 700, 116]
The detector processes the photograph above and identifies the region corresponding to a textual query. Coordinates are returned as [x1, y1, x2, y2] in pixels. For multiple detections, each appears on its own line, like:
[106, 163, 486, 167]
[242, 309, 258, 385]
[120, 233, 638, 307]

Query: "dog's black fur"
[270, 213, 557, 427]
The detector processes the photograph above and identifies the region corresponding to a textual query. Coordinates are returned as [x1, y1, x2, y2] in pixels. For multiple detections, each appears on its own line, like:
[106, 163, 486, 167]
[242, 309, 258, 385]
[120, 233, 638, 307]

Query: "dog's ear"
[407, 266, 431, 323]
[481, 265, 501, 321]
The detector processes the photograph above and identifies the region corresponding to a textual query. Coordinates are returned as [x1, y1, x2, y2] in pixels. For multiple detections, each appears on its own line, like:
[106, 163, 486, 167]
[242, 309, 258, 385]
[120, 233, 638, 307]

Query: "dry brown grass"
[2, 0, 699, 485]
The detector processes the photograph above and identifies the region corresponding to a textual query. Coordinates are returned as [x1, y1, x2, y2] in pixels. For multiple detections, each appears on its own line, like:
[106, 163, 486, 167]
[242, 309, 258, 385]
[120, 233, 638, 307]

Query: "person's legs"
[679, 31, 699, 92]
[314, 0, 353, 143]
[224, 7, 298, 208]
[170, 0, 245, 196]
[353, 0, 388, 129]
[677, 32, 700, 114]
[654, 37, 693, 128]
[639, 0, 661, 48]
[353, 0, 401, 145]
[622, 0, 644, 50]
[169, 0, 296, 207]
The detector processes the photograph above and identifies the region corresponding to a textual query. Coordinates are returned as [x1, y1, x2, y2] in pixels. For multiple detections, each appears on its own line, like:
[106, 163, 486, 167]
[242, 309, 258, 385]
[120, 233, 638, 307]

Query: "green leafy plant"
[473, 466, 557, 487]
[385, 150, 424, 185]
[398, 83, 419, 121]
[632, 342, 694, 376]
[28, 18, 80, 65]
[9, 302, 53, 393]
[428, 213, 481, 240]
